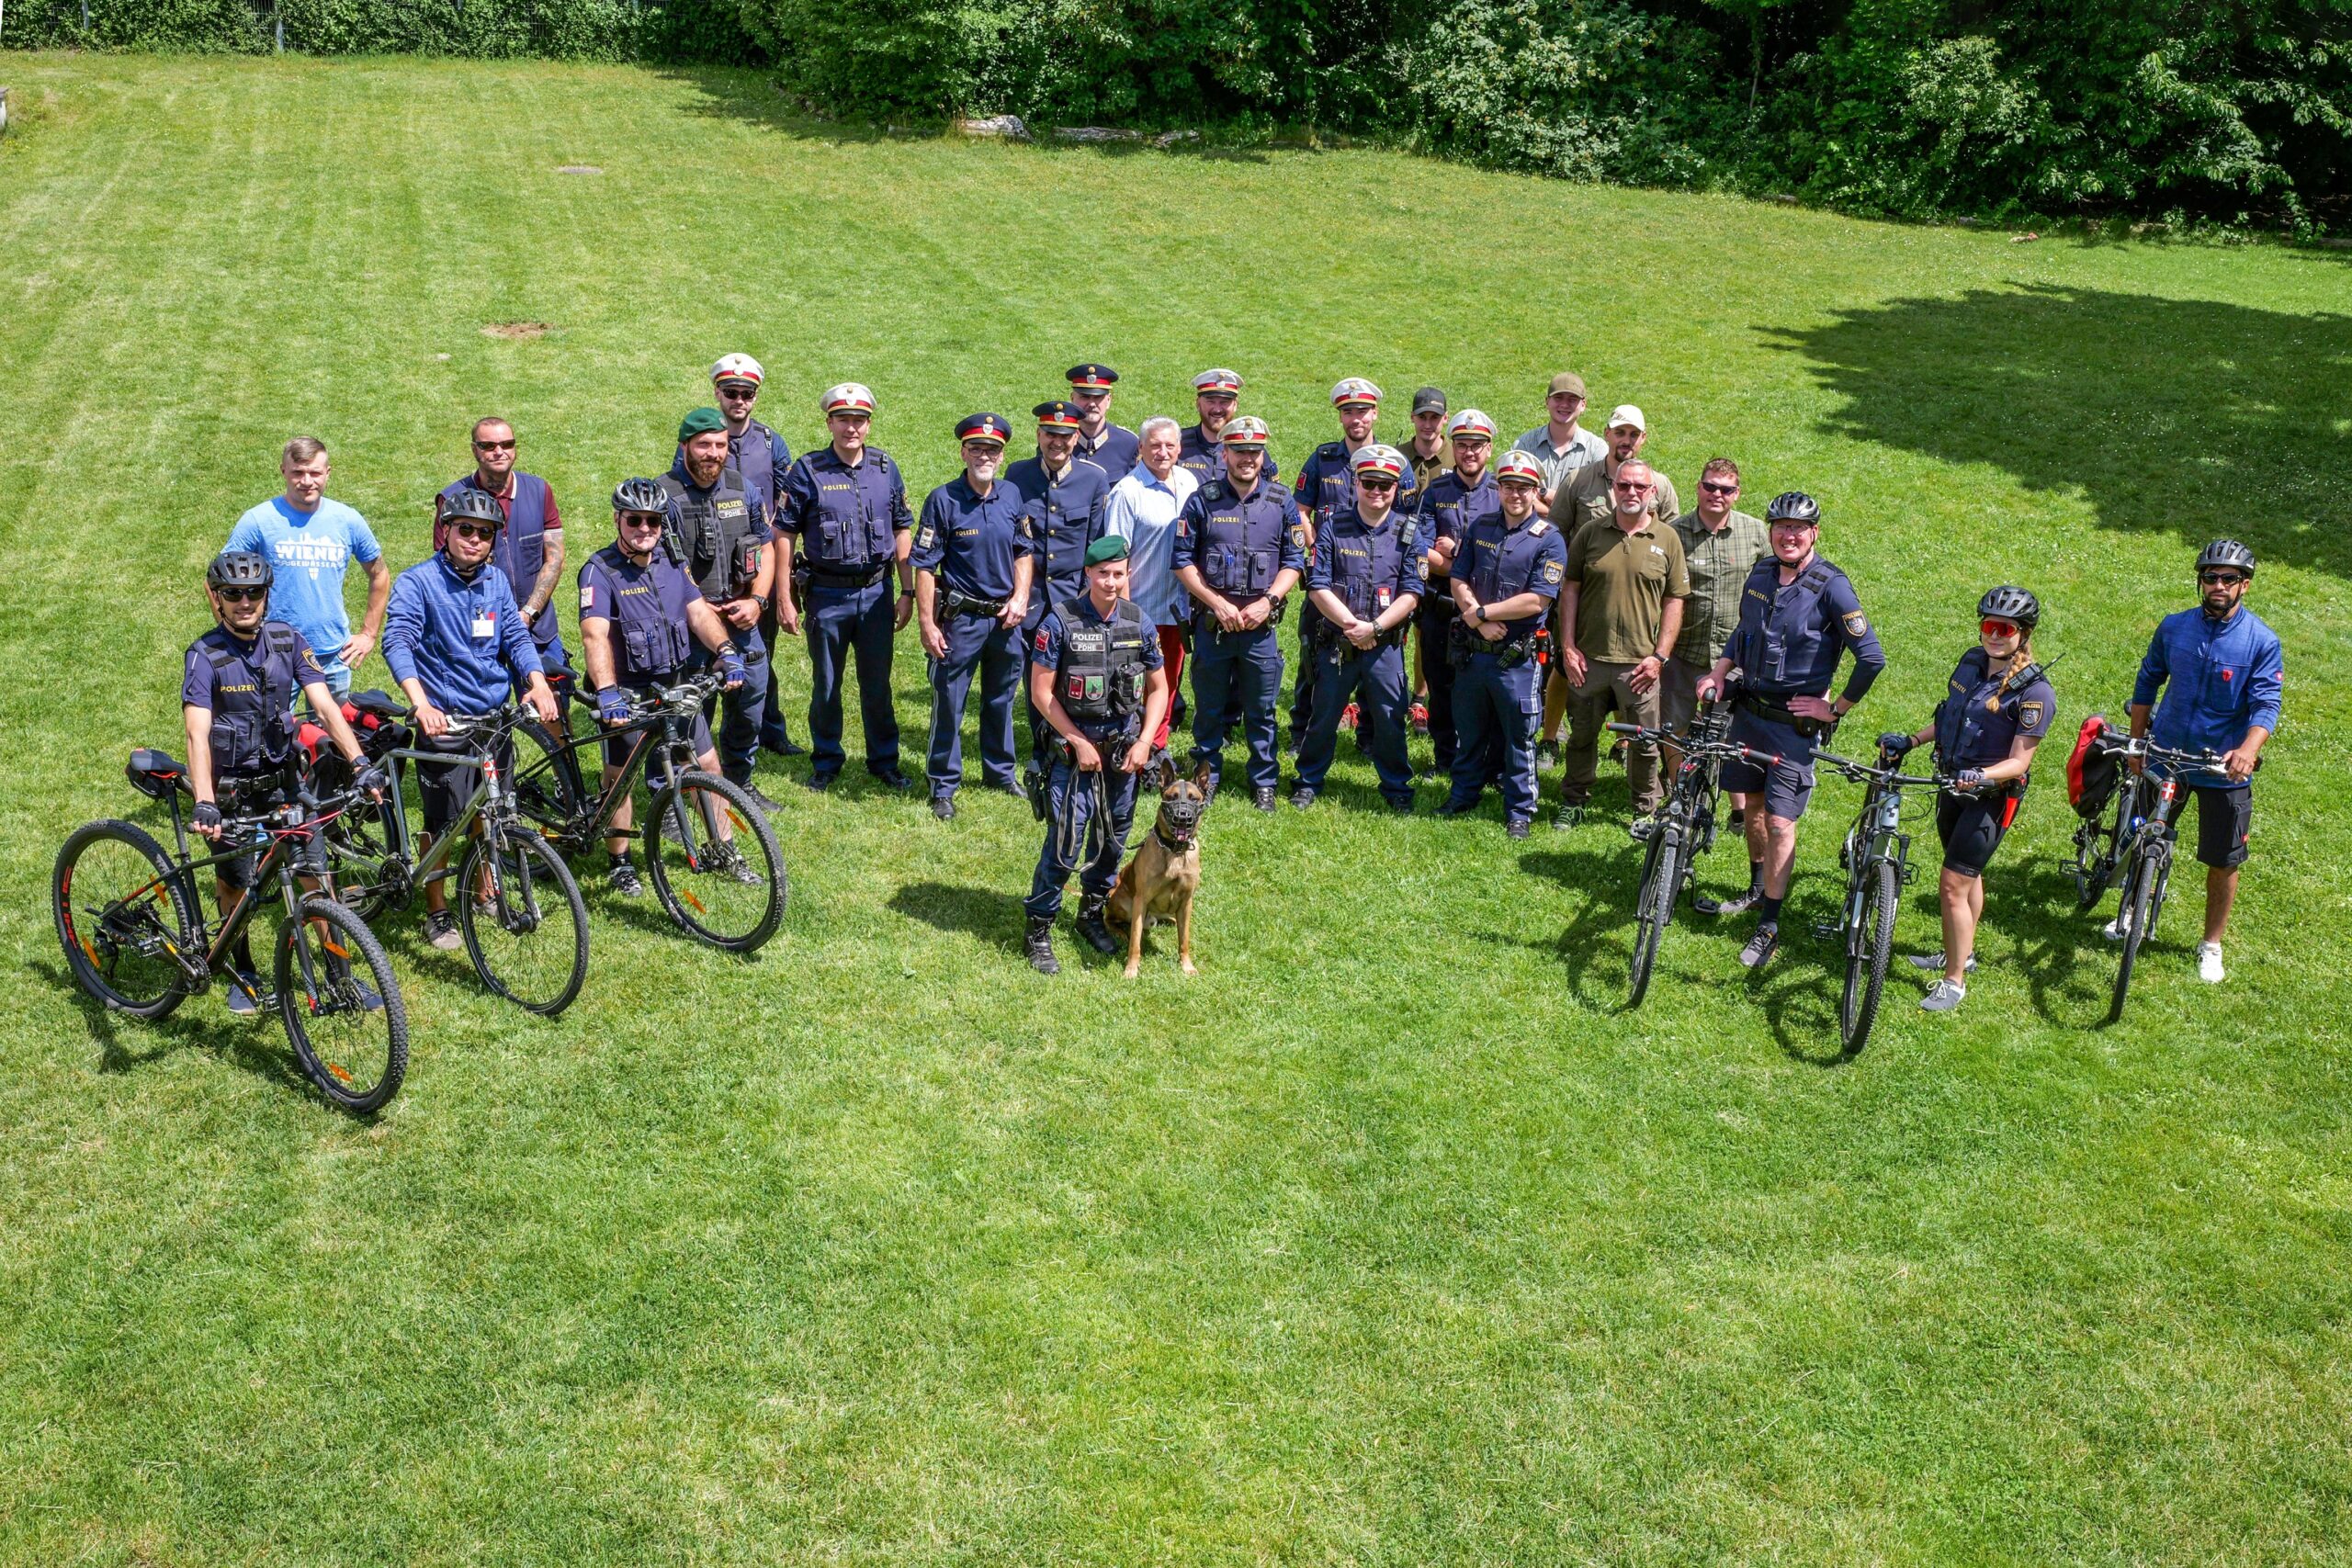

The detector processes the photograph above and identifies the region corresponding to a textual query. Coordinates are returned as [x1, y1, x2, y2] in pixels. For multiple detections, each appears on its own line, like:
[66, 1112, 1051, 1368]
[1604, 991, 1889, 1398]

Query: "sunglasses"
[473, 437, 516, 452]
[449, 521, 499, 542]
[2199, 570, 2246, 586]
[1612, 480, 1650, 494]
[717, 386, 758, 400]
[1359, 478, 1398, 491]
[215, 585, 266, 604]
[1699, 480, 1738, 496]
[1980, 618, 2021, 639]
[619, 513, 666, 528]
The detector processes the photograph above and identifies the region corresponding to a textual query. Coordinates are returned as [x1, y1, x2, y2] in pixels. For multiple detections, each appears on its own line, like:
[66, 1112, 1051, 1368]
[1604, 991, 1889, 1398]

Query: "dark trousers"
[926, 613, 1024, 795]
[754, 599, 796, 749]
[805, 580, 900, 776]
[1449, 652, 1541, 820]
[1025, 753, 1139, 920]
[1297, 640, 1414, 804]
[688, 626, 767, 785]
[1190, 619, 1284, 792]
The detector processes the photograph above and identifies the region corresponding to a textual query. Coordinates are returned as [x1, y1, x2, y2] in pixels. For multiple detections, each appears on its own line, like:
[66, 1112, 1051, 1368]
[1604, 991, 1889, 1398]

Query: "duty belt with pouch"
[1195, 593, 1288, 635]
[941, 587, 1006, 619]
[1448, 620, 1532, 669]
[808, 564, 887, 589]
[1736, 691, 1838, 739]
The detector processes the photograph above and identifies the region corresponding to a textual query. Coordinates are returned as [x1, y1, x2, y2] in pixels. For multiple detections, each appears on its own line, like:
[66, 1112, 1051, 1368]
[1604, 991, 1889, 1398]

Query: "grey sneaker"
[1906, 952, 1979, 974]
[607, 860, 646, 898]
[1920, 978, 1967, 1013]
[423, 909, 462, 952]
[1737, 923, 1780, 968]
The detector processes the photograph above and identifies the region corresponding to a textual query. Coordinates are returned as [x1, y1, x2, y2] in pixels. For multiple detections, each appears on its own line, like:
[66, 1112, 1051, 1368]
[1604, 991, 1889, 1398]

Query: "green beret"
[678, 406, 728, 442]
[1084, 535, 1129, 568]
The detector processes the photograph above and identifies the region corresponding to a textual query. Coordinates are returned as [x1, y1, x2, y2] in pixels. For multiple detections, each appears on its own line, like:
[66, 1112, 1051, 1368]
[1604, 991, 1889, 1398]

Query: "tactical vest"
[204, 624, 300, 773]
[1059, 601, 1149, 728]
[601, 556, 694, 681]
[660, 467, 759, 602]
[1732, 559, 1835, 691]
[799, 452, 899, 570]
[730, 420, 782, 510]
[1328, 515, 1406, 622]
[1195, 480, 1284, 597]
[1935, 647, 2045, 775]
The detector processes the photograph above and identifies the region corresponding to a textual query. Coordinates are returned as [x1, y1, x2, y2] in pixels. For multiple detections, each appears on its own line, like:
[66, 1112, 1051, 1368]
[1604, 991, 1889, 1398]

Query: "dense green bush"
[1, 0, 760, 63]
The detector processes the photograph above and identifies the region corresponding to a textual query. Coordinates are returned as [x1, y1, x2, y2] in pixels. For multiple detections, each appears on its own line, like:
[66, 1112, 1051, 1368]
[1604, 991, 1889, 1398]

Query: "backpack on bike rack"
[2067, 714, 2120, 819]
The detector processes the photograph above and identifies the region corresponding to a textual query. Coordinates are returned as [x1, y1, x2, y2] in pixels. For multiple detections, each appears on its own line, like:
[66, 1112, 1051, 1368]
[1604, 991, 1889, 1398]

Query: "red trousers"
[1152, 624, 1187, 751]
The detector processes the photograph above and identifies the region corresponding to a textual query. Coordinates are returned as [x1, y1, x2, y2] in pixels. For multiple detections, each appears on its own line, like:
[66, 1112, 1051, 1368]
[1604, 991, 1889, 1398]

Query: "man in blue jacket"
[2121, 538, 2283, 985]
[383, 488, 562, 951]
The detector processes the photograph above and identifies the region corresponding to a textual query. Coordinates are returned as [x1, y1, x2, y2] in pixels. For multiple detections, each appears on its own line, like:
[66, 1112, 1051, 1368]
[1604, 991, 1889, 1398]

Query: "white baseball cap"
[1606, 404, 1646, 432]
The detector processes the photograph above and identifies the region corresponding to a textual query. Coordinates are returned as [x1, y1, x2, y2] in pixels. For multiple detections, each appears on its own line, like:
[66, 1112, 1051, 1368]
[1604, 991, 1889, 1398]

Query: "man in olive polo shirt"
[1554, 458, 1688, 829]
[1513, 371, 1608, 516]
[1540, 403, 1680, 760]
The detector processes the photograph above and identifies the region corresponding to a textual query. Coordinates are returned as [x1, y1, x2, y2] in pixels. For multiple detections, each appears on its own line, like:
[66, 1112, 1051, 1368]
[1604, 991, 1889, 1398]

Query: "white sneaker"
[2197, 942, 2225, 984]
[1919, 978, 1967, 1013]
[2101, 914, 2132, 942]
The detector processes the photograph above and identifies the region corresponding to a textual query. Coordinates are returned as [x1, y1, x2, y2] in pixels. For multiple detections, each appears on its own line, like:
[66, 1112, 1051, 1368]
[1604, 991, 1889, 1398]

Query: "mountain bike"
[53, 753, 409, 1114]
[321, 704, 590, 1017]
[1815, 744, 1949, 1054]
[2074, 730, 2232, 1023]
[506, 670, 786, 953]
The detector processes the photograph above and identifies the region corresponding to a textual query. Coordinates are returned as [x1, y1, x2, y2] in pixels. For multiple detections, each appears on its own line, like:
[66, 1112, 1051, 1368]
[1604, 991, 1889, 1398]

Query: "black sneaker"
[1290, 786, 1317, 809]
[1253, 786, 1277, 813]
[931, 794, 956, 821]
[1695, 888, 1758, 918]
[870, 765, 913, 791]
[1738, 923, 1780, 968]
[1506, 816, 1532, 840]
[607, 861, 646, 898]
[1551, 802, 1584, 831]
[1024, 916, 1060, 976]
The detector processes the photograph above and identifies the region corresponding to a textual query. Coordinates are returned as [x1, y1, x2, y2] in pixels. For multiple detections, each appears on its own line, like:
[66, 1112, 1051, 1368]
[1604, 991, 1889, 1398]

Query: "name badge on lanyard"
[472, 607, 497, 640]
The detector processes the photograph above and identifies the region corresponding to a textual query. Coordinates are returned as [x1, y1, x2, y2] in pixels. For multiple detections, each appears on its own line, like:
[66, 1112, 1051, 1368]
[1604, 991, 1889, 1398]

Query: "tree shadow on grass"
[889, 879, 1028, 955]
[1762, 284, 2352, 580]
[1517, 841, 1647, 1010]
[28, 957, 315, 1099]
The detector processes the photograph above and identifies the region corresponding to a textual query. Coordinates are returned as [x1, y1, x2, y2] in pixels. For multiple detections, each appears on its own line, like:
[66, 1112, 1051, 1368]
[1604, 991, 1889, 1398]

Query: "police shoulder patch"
[1543, 559, 1564, 583]
[916, 525, 935, 549]
[2020, 700, 2044, 727]
[1843, 610, 1869, 637]
[1529, 520, 1550, 536]
[1290, 525, 1308, 548]
[1034, 627, 1052, 654]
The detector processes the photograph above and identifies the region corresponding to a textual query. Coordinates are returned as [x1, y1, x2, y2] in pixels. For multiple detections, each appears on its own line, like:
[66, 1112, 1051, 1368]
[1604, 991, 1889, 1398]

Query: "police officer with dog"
[664, 407, 778, 811]
[1171, 416, 1305, 812]
[914, 413, 1035, 818]
[1023, 535, 1170, 976]
[1437, 450, 1566, 839]
[1008, 400, 1112, 774]
[1880, 586, 2056, 1013]
[183, 550, 379, 1010]
[1693, 491, 1887, 968]
[1293, 444, 1424, 813]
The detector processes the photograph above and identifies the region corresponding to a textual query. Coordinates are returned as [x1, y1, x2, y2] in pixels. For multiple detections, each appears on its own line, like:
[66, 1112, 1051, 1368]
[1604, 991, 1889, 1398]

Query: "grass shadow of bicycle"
[1516, 843, 1648, 1010]
[29, 956, 316, 1098]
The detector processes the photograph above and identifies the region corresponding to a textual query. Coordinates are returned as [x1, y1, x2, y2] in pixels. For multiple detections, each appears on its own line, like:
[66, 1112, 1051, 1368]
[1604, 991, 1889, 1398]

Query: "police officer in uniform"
[704, 353, 806, 759]
[183, 551, 379, 1010]
[1066, 363, 1139, 483]
[578, 479, 751, 896]
[1288, 378, 1419, 750]
[1171, 416, 1305, 812]
[437, 414, 571, 716]
[775, 383, 917, 791]
[1175, 368, 1281, 487]
[1008, 400, 1113, 772]
[1414, 408, 1501, 782]
[1023, 535, 1170, 975]
[663, 407, 778, 812]
[1880, 587, 2056, 1013]
[1438, 451, 1566, 839]
[1293, 445, 1423, 812]
[914, 413, 1035, 819]
[1693, 491, 1887, 968]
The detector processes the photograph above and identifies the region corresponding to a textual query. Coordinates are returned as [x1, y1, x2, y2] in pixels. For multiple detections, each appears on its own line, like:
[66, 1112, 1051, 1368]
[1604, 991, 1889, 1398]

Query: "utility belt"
[1193, 592, 1288, 633]
[1447, 619, 1534, 669]
[1043, 719, 1138, 764]
[807, 564, 888, 589]
[941, 587, 1006, 619]
[1309, 615, 1408, 654]
[1736, 691, 1837, 739]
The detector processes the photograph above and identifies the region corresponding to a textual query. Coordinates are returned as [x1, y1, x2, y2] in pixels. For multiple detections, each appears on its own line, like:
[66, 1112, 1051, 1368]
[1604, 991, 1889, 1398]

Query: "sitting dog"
[1106, 755, 1210, 976]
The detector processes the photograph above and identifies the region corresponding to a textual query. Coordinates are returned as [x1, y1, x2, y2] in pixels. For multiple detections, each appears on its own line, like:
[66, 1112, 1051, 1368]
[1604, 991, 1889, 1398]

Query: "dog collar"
[1156, 820, 1195, 852]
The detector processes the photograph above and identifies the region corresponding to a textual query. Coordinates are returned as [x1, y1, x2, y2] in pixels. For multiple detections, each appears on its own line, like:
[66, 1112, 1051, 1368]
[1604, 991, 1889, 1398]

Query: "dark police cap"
[1033, 400, 1085, 430]
[1084, 535, 1129, 568]
[956, 412, 1012, 446]
[1066, 364, 1118, 389]
[1412, 386, 1448, 415]
[677, 406, 728, 442]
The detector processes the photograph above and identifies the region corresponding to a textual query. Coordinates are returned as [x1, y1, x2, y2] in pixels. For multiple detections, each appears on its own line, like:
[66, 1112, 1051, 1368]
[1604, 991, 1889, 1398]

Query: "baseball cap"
[1412, 387, 1448, 415]
[1547, 372, 1588, 399]
[1606, 404, 1646, 432]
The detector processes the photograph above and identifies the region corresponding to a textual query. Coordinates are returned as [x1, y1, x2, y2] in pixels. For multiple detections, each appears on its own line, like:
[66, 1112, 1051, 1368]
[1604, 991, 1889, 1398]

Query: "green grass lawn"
[3, 51, 2349, 1565]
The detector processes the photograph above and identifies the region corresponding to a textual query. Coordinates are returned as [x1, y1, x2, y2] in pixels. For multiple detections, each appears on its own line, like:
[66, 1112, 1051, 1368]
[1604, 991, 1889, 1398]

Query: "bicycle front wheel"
[2108, 846, 2161, 1024]
[1627, 826, 1679, 1009]
[458, 827, 589, 1017]
[277, 897, 408, 1114]
[646, 772, 786, 953]
[1839, 859, 1899, 1053]
[53, 818, 197, 1021]
[512, 714, 589, 837]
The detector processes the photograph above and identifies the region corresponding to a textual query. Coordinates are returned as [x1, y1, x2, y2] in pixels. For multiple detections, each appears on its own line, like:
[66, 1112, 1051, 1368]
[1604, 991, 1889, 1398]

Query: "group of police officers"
[180, 354, 2286, 1002]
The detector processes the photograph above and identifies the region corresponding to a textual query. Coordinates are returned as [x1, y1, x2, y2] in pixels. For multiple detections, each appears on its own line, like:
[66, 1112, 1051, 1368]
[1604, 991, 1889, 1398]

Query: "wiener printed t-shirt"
[225, 496, 382, 682]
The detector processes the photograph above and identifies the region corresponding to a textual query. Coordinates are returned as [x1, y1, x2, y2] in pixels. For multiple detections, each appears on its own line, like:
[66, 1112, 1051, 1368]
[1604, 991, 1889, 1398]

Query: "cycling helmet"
[612, 477, 670, 515]
[1765, 491, 1820, 525]
[2196, 538, 2256, 577]
[207, 550, 274, 592]
[440, 488, 506, 530]
[1976, 585, 2040, 628]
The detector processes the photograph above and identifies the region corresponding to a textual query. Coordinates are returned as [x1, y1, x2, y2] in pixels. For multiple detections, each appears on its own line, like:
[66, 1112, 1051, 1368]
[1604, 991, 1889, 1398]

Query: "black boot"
[1024, 916, 1060, 975]
[1076, 894, 1119, 955]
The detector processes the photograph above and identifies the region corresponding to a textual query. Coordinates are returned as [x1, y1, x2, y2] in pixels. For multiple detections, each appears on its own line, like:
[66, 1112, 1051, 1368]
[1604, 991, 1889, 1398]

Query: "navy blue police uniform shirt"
[1294, 441, 1422, 526]
[778, 447, 912, 572]
[1308, 508, 1427, 622]
[1456, 513, 1567, 645]
[1418, 469, 1502, 551]
[182, 621, 323, 775]
[1004, 455, 1112, 602]
[1074, 424, 1140, 485]
[1721, 556, 1887, 702]
[1935, 647, 2056, 771]
[913, 477, 1035, 603]
[1171, 476, 1308, 603]
[1033, 595, 1166, 740]
[579, 544, 705, 687]
[1176, 425, 1280, 487]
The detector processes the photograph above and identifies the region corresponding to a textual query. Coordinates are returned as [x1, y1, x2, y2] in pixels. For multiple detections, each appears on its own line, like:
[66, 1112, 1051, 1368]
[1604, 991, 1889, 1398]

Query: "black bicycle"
[53, 753, 409, 1114]
[1816, 745, 1949, 1054]
[321, 704, 590, 1017]
[505, 670, 786, 953]
[1606, 702, 1777, 1007]
[2072, 729, 2232, 1022]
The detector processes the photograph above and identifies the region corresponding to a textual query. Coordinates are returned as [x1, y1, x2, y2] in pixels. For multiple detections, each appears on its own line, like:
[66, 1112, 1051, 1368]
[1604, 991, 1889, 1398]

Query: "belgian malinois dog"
[1107, 755, 1210, 976]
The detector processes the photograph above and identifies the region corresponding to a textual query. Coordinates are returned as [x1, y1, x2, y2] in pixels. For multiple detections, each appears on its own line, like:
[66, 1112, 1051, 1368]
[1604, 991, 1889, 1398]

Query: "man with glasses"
[1511, 371, 1607, 518]
[226, 435, 390, 697]
[2119, 539, 2281, 984]
[438, 416, 571, 717]
[1289, 378, 1418, 755]
[1065, 363, 1139, 483]
[1292, 445, 1423, 813]
[664, 408, 780, 813]
[914, 413, 1035, 819]
[1541, 405, 1679, 764]
[775, 383, 917, 791]
[1554, 459, 1689, 831]
[703, 353, 807, 760]
[1693, 491, 1885, 968]
[1666, 457, 1769, 848]
[1414, 408, 1503, 783]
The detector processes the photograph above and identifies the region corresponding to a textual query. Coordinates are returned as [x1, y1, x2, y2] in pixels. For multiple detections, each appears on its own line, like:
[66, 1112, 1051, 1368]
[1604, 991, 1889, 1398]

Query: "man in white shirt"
[1101, 416, 1198, 760]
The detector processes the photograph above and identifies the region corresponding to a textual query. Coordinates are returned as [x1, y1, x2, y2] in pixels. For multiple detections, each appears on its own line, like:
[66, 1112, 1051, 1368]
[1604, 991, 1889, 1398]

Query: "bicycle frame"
[110, 798, 347, 1004]
[514, 677, 730, 852]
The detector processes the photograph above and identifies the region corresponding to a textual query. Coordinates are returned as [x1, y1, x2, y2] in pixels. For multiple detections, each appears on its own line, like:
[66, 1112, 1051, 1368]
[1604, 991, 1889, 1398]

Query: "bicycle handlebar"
[2093, 732, 2234, 776]
[1815, 750, 1947, 788]
[1607, 721, 1782, 769]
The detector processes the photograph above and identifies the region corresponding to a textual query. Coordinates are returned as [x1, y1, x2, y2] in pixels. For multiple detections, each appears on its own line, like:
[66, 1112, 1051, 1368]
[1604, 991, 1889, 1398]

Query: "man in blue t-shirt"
[224, 435, 390, 695]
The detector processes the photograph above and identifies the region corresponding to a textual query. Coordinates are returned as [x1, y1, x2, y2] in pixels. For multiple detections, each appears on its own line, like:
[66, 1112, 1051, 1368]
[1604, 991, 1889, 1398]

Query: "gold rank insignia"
[1985, 694, 2001, 712]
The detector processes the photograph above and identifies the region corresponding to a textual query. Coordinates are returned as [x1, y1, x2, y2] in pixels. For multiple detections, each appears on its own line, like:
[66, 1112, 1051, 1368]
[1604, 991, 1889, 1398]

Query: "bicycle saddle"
[125, 749, 189, 800]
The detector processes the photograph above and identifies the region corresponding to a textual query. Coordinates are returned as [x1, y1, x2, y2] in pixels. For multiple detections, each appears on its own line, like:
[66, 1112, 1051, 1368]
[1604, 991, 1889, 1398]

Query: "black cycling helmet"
[1976, 585, 2040, 628]
[2196, 538, 2256, 577]
[1765, 491, 1820, 525]
[440, 488, 506, 530]
[207, 550, 274, 592]
[612, 477, 669, 516]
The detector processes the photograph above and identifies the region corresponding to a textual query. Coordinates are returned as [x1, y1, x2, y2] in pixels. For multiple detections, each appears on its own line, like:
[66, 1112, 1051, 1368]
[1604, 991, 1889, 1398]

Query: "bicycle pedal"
[1810, 921, 1838, 941]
